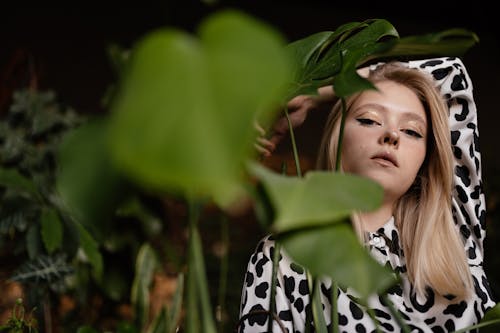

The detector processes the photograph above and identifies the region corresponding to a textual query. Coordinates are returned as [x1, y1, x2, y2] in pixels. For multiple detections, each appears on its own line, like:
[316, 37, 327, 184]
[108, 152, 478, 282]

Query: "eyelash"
[403, 129, 423, 138]
[356, 118, 423, 138]
[356, 118, 379, 126]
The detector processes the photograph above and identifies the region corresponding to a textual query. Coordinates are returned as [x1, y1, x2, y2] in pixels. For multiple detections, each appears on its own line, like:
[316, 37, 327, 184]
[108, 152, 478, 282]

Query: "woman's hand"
[255, 85, 338, 158]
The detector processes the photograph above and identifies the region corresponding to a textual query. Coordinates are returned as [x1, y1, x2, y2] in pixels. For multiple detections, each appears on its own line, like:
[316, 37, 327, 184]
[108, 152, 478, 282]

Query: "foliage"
[0, 88, 85, 316]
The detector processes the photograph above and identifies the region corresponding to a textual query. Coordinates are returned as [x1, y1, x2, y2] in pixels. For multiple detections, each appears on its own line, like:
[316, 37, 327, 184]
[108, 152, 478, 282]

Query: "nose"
[380, 129, 399, 147]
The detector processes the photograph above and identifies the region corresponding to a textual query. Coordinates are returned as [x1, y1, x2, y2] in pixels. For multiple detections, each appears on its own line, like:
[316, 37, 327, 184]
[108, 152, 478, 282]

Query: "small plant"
[0, 298, 38, 333]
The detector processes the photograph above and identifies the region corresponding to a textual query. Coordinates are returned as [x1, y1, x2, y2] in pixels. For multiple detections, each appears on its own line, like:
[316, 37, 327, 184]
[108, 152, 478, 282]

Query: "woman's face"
[340, 80, 428, 203]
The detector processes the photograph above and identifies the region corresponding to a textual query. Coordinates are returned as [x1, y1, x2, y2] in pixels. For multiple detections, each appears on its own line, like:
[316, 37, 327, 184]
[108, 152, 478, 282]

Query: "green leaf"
[285, 19, 398, 99]
[56, 117, 125, 241]
[131, 243, 158, 331]
[11, 254, 73, 285]
[168, 273, 184, 333]
[0, 168, 41, 201]
[453, 303, 500, 333]
[147, 306, 168, 333]
[40, 208, 63, 253]
[249, 163, 383, 231]
[108, 9, 292, 208]
[371, 28, 479, 61]
[76, 223, 103, 281]
[116, 322, 140, 333]
[282, 223, 397, 300]
[76, 326, 101, 333]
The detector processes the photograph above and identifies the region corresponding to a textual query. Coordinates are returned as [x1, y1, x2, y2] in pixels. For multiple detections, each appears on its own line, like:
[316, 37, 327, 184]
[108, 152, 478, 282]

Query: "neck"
[359, 201, 394, 232]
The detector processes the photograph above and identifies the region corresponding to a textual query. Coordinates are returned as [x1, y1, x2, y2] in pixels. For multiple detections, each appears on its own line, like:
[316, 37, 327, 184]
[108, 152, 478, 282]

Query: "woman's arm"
[255, 85, 338, 158]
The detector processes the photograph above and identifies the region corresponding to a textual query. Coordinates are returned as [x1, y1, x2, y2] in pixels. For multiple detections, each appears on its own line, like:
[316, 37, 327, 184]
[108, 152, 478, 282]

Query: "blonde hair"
[317, 62, 473, 299]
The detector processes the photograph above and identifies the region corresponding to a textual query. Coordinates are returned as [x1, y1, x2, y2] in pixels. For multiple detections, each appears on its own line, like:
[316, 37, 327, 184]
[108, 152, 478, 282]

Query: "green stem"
[381, 294, 411, 333]
[366, 305, 383, 333]
[331, 282, 339, 333]
[186, 199, 217, 333]
[186, 200, 200, 333]
[308, 273, 328, 333]
[329, 99, 347, 332]
[217, 216, 229, 333]
[452, 319, 500, 333]
[268, 240, 281, 333]
[284, 107, 302, 177]
[334, 98, 347, 171]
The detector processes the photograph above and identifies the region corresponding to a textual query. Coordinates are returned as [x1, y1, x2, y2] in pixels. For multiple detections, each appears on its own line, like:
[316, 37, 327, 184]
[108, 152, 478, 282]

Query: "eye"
[403, 129, 423, 138]
[356, 118, 379, 126]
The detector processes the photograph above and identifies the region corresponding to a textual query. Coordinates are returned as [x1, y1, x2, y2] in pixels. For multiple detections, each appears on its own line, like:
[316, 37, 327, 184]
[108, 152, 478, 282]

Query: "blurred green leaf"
[249, 163, 383, 231]
[76, 222, 103, 281]
[76, 326, 100, 333]
[40, 208, 62, 253]
[108, 9, 292, 208]
[282, 223, 397, 300]
[56, 117, 125, 240]
[0, 168, 41, 201]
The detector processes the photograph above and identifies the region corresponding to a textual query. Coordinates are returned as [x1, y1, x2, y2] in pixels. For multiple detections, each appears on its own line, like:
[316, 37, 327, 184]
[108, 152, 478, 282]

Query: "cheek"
[405, 143, 427, 175]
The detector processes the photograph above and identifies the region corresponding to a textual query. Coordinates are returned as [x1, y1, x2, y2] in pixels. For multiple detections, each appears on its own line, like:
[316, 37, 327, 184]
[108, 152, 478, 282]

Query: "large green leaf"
[108, 9, 291, 208]
[56, 118, 125, 241]
[285, 19, 398, 99]
[249, 163, 383, 231]
[284, 22, 478, 100]
[281, 223, 397, 300]
[367, 28, 479, 62]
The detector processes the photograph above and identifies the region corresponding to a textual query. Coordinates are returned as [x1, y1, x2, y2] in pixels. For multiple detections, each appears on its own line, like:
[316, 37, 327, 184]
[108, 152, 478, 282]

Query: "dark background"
[2, 1, 499, 173]
[2, 0, 499, 327]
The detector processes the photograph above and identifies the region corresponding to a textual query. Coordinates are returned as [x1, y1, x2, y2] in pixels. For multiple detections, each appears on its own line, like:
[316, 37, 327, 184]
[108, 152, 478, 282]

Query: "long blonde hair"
[317, 62, 473, 299]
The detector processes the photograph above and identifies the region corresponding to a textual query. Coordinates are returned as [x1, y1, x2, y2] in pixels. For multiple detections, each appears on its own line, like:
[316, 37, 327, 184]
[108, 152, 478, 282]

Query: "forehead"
[351, 80, 427, 122]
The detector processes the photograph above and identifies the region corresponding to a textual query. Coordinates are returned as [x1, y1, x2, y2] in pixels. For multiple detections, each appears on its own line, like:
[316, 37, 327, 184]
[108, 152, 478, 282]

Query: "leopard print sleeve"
[407, 57, 486, 265]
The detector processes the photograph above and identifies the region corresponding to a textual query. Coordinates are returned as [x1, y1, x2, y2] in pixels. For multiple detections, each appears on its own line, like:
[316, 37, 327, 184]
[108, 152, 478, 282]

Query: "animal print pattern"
[238, 57, 496, 332]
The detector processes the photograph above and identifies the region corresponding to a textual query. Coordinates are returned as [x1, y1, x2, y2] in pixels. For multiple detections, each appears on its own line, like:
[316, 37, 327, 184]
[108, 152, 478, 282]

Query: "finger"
[257, 137, 276, 151]
[254, 142, 271, 157]
[254, 121, 266, 136]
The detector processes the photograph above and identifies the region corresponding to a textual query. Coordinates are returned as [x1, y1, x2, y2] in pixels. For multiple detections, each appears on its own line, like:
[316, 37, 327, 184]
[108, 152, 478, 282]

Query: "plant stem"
[331, 283, 339, 333]
[186, 199, 200, 333]
[268, 240, 281, 333]
[366, 305, 383, 333]
[381, 294, 411, 333]
[329, 99, 347, 333]
[334, 98, 347, 171]
[308, 273, 328, 333]
[217, 215, 229, 333]
[186, 199, 217, 333]
[284, 108, 302, 177]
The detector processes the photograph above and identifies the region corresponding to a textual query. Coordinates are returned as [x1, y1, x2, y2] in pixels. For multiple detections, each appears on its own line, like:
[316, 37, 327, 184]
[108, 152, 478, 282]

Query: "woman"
[238, 58, 496, 332]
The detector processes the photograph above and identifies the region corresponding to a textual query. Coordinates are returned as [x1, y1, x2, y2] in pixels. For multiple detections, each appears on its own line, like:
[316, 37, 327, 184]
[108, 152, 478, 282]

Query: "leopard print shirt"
[238, 57, 496, 333]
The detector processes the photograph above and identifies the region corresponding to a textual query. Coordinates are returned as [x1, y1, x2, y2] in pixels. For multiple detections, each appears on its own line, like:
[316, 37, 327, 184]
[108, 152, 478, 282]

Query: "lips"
[371, 152, 398, 167]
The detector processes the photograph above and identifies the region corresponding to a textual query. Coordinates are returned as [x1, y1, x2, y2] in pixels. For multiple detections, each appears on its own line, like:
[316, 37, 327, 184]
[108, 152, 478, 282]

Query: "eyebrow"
[353, 103, 427, 126]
